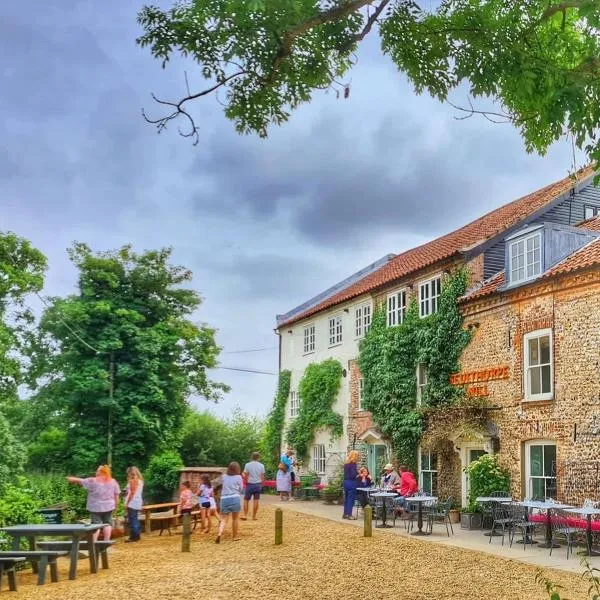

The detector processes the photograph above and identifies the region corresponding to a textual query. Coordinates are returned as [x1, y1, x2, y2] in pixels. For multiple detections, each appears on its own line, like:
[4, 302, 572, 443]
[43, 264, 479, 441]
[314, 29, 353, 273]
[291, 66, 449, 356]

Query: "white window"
[355, 303, 372, 338]
[584, 205, 599, 220]
[358, 377, 365, 410]
[303, 324, 315, 354]
[416, 363, 428, 406]
[313, 444, 326, 474]
[419, 277, 441, 317]
[525, 440, 557, 500]
[289, 391, 300, 418]
[509, 232, 541, 284]
[329, 315, 343, 346]
[419, 449, 438, 495]
[524, 329, 553, 401]
[387, 289, 406, 326]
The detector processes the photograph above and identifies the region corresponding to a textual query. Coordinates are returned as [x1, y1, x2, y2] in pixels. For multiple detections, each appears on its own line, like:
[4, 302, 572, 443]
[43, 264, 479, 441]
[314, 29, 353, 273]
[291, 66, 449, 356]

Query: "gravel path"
[9, 505, 589, 599]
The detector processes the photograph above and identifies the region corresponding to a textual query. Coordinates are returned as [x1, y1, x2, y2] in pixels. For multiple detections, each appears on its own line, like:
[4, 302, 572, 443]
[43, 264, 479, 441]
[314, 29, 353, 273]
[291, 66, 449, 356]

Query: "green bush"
[26, 428, 70, 473]
[145, 451, 183, 502]
[26, 473, 88, 522]
[0, 485, 43, 550]
[0, 411, 25, 493]
[465, 454, 510, 512]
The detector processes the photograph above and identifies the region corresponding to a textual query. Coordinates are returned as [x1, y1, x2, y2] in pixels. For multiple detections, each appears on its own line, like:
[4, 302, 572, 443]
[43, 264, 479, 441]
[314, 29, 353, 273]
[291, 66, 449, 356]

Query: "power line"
[221, 346, 277, 354]
[216, 366, 277, 376]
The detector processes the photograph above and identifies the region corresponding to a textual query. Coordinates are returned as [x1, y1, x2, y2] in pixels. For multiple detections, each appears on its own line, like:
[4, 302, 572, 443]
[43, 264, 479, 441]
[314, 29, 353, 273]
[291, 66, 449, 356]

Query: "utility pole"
[107, 352, 115, 466]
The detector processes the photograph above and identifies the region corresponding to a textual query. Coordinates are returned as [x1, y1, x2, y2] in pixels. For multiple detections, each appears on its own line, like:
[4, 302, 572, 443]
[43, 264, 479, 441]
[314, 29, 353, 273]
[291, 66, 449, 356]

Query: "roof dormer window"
[508, 231, 542, 284]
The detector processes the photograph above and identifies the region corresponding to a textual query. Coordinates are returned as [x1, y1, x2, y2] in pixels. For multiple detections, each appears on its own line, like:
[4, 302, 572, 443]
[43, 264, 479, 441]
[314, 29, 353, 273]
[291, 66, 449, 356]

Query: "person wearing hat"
[380, 463, 400, 489]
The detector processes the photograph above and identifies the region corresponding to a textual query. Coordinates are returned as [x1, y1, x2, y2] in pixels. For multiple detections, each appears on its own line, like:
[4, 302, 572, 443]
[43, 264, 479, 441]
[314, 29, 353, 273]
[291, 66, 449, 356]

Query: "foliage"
[138, 0, 600, 167]
[286, 359, 343, 460]
[260, 370, 291, 474]
[465, 454, 510, 513]
[26, 428, 70, 473]
[0, 484, 43, 550]
[178, 407, 264, 468]
[0, 410, 25, 492]
[25, 243, 228, 477]
[322, 465, 343, 501]
[145, 451, 184, 502]
[537, 558, 600, 600]
[26, 473, 88, 522]
[359, 269, 471, 469]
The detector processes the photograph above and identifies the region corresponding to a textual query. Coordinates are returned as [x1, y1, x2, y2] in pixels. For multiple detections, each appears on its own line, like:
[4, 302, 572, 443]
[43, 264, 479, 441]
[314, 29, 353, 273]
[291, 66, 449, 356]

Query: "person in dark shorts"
[242, 452, 265, 521]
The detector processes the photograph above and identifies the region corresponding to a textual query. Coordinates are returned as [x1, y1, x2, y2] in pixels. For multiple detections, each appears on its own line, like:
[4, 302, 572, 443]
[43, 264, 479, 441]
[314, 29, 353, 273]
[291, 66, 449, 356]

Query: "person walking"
[124, 466, 144, 543]
[280, 448, 295, 499]
[198, 475, 219, 533]
[216, 462, 243, 544]
[242, 452, 265, 521]
[67, 465, 120, 542]
[342, 450, 360, 520]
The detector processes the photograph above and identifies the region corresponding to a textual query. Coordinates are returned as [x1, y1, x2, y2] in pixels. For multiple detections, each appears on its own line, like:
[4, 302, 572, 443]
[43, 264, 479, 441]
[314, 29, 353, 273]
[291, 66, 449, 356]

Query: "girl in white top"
[198, 475, 219, 533]
[125, 466, 144, 543]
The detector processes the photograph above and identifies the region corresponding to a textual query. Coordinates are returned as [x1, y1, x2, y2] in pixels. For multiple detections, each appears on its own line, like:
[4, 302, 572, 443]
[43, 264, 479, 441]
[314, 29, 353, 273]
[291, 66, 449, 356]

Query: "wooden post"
[364, 505, 372, 537]
[182, 513, 191, 552]
[275, 508, 283, 545]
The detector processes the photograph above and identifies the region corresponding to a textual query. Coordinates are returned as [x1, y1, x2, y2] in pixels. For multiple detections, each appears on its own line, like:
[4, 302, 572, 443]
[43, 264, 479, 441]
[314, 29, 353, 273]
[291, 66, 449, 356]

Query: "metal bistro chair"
[372, 494, 396, 528]
[427, 497, 454, 537]
[404, 492, 432, 533]
[508, 502, 538, 550]
[488, 503, 514, 545]
[482, 491, 510, 531]
[550, 509, 586, 559]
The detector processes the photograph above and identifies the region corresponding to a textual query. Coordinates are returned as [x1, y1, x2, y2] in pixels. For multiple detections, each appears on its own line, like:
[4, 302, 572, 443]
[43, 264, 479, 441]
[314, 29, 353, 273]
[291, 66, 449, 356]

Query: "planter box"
[448, 509, 460, 524]
[460, 512, 482, 530]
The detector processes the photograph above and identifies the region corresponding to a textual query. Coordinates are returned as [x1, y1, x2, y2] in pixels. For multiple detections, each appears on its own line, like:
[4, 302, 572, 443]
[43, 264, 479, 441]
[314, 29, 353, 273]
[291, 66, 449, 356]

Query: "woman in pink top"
[67, 465, 121, 541]
[179, 481, 194, 515]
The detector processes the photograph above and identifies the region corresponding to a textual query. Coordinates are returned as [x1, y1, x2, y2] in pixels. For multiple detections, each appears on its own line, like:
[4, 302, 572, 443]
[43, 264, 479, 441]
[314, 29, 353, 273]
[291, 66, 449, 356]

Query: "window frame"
[355, 302, 372, 339]
[313, 444, 326, 475]
[303, 323, 315, 355]
[523, 328, 553, 401]
[419, 276, 442, 318]
[418, 447, 438, 495]
[524, 440, 557, 501]
[508, 231, 542, 285]
[328, 314, 343, 347]
[584, 205, 599, 220]
[387, 289, 407, 326]
[416, 363, 428, 406]
[289, 390, 300, 418]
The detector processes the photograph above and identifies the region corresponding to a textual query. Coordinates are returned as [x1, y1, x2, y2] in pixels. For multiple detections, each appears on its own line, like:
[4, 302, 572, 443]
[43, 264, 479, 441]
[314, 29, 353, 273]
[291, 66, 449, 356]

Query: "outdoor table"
[142, 502, 180, 534]
[0, 523, 104, 580]
[408, 496, 437, 536]
[517, 501, 573, 549]
[565, 506, 600, 556]
[371, 493, 397, 529]
[476, 497, 512, 537]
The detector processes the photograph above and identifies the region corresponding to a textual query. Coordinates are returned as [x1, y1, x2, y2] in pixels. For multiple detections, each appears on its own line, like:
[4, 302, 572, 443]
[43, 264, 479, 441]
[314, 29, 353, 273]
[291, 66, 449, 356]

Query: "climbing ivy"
[260, 370, 291, 474]
[358, 269, 472, 469]
[286, 359, 343, 461]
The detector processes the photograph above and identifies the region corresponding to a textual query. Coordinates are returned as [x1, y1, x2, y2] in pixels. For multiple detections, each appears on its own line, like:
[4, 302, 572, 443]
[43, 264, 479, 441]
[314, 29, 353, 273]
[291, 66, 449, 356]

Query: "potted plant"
[448, 502, 460, 524]
[321, 467, 343, 505]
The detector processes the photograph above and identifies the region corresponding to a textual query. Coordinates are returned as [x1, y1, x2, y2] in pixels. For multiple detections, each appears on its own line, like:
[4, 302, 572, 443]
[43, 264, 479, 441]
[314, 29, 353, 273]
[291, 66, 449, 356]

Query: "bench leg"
[8, 567, 17, 592]
[37, 557, 48, 586]
[100, 549, 109, 570]
[0, 562, 4, 591]
[88, 537, 98, 574]
[50, 560, 59, 583]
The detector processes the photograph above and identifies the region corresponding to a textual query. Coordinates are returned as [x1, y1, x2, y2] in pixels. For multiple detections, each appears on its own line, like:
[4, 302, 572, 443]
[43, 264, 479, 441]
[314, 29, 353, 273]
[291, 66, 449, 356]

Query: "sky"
[0, 0, 582, 418]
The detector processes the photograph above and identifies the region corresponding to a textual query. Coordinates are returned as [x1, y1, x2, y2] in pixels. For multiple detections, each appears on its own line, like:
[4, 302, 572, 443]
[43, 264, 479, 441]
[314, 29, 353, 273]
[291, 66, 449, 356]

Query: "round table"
[370, 493, 397, 528]
[408, 496, 437, 536]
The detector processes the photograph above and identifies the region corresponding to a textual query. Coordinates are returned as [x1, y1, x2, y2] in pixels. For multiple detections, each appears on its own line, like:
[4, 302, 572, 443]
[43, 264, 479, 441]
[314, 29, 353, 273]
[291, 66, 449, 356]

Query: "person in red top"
[393, 465, 418, 511]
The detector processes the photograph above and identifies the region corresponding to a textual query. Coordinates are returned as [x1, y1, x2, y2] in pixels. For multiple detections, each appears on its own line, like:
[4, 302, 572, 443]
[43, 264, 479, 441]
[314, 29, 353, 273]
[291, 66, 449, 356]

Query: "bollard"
[182, 512, 191, 552]
[363, 505, 372, 537]
[275, 507, 283, 545]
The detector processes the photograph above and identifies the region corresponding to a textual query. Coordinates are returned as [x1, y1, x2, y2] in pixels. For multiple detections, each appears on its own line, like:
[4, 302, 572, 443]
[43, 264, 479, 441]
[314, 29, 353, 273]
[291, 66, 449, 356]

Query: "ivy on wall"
[287, 359, 343, 461]
[358, 268, 472, 469]
[260, 369, 291, 474]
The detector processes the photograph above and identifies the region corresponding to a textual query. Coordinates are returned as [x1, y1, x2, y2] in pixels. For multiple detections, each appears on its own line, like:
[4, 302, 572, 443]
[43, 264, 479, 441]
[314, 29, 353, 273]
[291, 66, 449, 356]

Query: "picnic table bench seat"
[35, 540, 115, 570]
[0, 557, 26, 592]
[0, 551, 69, 586]
[139, 509, 178, 536]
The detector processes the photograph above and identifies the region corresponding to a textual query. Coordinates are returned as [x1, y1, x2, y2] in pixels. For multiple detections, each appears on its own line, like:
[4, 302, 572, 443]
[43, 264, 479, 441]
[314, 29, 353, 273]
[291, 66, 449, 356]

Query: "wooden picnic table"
[0, 523, 104, 582]
[142, 502, 180, 534]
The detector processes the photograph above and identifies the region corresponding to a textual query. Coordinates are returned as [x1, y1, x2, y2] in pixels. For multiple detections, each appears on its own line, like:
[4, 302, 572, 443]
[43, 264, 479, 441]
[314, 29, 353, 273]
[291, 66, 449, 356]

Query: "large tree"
[28, 243, 228, 476]
[137, 0, 600, 163]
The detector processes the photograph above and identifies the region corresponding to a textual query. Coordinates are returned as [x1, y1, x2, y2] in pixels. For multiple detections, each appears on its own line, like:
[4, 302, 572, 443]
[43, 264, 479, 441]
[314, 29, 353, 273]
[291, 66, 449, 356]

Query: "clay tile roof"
[578, 215, 600, 232]
[460, 271, 505, 303]
[279, 165, 596, 327]
[542, 237, 600, 279]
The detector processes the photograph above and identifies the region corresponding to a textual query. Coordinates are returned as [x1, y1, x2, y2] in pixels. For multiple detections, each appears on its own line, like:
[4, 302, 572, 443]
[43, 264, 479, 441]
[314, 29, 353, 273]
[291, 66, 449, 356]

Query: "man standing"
[242, 452, 265, 520]
[280, 448, 295, 499]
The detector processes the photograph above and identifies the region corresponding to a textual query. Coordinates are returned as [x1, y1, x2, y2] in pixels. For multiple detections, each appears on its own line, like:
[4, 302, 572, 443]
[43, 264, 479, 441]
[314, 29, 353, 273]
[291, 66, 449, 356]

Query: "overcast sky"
[1, 0, 581, 418]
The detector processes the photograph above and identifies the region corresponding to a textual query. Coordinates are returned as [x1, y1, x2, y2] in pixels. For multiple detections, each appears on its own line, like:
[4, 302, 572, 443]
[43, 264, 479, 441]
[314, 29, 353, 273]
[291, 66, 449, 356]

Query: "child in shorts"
[198, 475, 219, 533]
[276, 462, 291, 501]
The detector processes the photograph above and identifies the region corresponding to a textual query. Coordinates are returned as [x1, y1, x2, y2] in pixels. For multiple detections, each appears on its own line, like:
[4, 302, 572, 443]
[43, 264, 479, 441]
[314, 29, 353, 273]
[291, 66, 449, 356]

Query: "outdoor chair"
[404, 493, 433, 533]
[427, 497, 454, 537]
[508, 502, 538, 550]
[372, 496, 396, 528]
[550, 509, 586, 559]
[488, 504, 514, 545]
[298, 475, 319, 501]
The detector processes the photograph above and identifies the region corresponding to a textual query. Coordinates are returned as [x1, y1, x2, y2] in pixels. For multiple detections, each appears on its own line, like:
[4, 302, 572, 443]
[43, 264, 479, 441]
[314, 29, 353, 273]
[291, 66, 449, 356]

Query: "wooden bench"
[0, 551, 69, 585]
[36, 540, 115, 570]
[0, 557, 26, 592]
[141, 503, 180, 535]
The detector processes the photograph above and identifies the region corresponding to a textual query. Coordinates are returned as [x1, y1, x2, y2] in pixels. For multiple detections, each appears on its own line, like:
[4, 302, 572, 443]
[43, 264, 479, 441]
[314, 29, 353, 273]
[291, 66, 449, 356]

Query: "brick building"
[275, 166, 600, 483]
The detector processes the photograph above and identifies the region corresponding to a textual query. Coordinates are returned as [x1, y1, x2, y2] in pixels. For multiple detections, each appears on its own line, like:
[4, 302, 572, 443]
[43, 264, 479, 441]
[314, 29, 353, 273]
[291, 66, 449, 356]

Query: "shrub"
[0, 411, 25, 492]
[26, 428, 70, 473]
[465, 454, 510, 512]
[0, 485, 43, 550]
[145, 451, 183, 502]
[26, 474, 87, 521]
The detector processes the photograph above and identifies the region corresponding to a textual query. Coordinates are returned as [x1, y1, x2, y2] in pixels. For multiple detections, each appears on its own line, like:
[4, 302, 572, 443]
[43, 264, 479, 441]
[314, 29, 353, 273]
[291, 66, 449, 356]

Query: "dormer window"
[508, 231, 541, 284]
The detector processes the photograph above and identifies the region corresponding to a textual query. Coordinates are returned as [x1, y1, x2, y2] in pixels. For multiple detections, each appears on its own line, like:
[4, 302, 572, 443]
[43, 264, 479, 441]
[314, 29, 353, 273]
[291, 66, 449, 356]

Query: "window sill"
[521, 397, 554, 406]
[302, 351, 315, 357]
[328, 343, 343, 349]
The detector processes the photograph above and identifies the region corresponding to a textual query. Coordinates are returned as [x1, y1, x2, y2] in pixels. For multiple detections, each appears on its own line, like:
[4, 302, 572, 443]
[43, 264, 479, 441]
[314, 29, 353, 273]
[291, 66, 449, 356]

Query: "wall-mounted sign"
[466, 385, 489, 398]
[450, 366, 509, 386]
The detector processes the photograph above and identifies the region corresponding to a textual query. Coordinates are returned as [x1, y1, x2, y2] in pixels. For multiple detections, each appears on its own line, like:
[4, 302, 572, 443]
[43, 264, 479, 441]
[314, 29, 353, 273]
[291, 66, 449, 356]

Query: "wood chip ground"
[7, 505, 590, 599]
